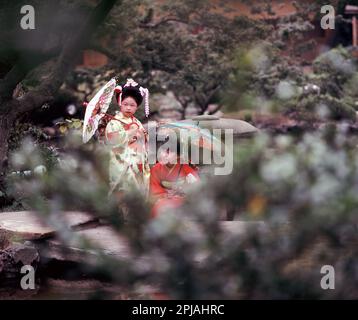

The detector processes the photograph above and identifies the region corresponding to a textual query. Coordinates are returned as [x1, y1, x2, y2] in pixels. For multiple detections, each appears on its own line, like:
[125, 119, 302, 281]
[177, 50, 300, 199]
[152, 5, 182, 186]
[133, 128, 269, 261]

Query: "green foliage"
[10, 0, 332, 117]
[7, 122, 60, 171]
[5, 127, 358, 299]
[344, 73, 358, 110]
[298, 47, 358, 120]
[64, 0, 270, 114]
[179, 130, 358, 299]
[222, 43, 305, 113]
[2, 122, 60, 210]
[224, 45, 358, 121]
[3, 0, 358, 299]
[291, 94, 356, 121]
[313, 46, 357, 94]
[8, 122, 47, 152]
[6, 132, 116, 216]
[56, 118, 83, 135]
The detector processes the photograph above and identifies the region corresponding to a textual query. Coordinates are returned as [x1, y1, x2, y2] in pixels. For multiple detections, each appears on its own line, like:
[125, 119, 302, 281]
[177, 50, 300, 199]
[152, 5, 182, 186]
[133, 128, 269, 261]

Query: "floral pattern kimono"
[105, 111, 150, 196]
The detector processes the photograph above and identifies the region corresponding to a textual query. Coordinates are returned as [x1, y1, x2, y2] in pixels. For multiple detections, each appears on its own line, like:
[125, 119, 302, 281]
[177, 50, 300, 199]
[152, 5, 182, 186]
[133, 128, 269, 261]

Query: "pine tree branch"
[15, 0, 119, 116]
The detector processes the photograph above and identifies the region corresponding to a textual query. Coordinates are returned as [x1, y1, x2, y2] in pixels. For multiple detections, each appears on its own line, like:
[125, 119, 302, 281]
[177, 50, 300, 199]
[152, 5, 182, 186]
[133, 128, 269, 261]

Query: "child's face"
[159, 148, 178, 166]
[120, 96, 138, 117]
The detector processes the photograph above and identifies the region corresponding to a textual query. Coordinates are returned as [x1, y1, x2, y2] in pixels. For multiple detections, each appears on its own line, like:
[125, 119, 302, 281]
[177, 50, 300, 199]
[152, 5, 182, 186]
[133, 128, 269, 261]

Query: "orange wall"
[80, 50, 108, 68]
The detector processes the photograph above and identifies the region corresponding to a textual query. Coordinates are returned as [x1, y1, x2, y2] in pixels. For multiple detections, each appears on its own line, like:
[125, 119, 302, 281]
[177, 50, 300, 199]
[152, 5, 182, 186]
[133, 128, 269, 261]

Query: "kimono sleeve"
[150, 164, 167, 198]
[104, 120, 128, 146]
[183, 165, 200, 183]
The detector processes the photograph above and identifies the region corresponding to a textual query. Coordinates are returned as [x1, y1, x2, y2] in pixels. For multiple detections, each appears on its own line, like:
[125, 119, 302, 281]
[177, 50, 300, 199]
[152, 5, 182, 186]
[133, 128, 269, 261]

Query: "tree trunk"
[0, 107, 15, 178]
[0, 0, 119, 178]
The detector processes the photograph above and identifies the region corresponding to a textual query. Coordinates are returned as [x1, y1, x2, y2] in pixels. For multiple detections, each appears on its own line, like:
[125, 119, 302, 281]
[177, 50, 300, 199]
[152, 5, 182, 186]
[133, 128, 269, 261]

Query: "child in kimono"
[105, 79, 150, 197]
[150, 141, 200, 218]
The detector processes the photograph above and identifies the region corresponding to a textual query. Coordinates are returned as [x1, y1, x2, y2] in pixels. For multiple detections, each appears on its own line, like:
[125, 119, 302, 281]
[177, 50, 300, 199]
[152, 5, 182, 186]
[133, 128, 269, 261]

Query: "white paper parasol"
[82, 78, 117, 143]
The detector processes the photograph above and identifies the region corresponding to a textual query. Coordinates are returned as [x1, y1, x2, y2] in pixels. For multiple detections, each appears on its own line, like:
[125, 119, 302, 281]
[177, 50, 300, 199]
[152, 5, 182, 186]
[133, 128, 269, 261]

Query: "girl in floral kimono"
[104, 79, 150, 197]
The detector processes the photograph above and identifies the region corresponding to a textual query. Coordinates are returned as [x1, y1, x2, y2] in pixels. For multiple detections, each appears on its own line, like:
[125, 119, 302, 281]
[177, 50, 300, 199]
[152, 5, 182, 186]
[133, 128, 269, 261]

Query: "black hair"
[115, 86, 143, 106]
[157, 137, 181, 155]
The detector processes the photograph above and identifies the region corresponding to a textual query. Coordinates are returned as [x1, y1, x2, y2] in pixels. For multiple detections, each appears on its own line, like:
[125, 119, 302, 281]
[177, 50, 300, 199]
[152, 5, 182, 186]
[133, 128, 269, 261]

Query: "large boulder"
[0, 211, 98, 242]
[0, 243, 40, 284]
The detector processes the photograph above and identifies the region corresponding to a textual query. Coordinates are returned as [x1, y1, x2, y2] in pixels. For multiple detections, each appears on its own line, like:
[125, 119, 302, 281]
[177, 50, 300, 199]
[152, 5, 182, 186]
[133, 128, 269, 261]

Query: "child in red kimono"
[150, 142, 200, 218]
